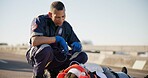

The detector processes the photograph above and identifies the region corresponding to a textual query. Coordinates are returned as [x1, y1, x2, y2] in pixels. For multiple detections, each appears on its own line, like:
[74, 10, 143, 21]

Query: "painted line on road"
[0, 60, 8, 63]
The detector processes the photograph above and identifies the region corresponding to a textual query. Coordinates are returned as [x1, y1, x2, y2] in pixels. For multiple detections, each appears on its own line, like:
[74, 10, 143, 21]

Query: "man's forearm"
[31, 36, 56, 46]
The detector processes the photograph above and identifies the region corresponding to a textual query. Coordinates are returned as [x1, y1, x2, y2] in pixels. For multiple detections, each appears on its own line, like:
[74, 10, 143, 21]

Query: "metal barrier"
[0, 44, 148, 70]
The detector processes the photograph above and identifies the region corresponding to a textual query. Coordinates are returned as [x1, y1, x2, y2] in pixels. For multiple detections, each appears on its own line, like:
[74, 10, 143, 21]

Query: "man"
[26, 1, 88, 78]
[57, 62, 131, 78]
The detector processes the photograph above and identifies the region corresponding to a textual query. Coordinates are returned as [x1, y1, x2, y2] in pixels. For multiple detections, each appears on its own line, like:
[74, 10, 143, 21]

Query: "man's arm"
[31, 36, 56, 46]
[31, 36, 69, 54]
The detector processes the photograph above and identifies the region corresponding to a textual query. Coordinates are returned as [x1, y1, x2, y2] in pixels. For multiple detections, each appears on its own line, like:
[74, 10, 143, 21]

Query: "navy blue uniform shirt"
[30, 14, 80, 48]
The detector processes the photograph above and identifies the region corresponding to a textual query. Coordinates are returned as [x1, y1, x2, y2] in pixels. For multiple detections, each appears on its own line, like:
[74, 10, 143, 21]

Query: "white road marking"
[0, 60, 8, 63]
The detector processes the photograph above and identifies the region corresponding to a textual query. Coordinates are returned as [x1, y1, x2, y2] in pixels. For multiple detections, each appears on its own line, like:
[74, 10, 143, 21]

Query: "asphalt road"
[0, 52, 147, 78]
[0, 52, 32, 78]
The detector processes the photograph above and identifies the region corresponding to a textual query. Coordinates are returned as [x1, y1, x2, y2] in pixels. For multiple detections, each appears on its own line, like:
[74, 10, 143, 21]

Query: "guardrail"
[83, 45, 148, 52]
[83, 45, 148, 57]
[0, 45, 148, 56]
[0, 44, 148, 70]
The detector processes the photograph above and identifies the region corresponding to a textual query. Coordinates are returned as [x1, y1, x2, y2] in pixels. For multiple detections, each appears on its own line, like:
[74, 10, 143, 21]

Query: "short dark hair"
[50, 1, 65, 12]
[64, 72, 78, 78]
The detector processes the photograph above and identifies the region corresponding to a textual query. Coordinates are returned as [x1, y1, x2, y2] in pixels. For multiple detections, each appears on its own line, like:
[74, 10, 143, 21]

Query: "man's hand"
[55, 36, 69, 54]
[71, 42, 82, 52]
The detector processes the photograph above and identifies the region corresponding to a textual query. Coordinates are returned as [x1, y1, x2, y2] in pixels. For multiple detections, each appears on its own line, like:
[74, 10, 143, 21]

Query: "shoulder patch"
[31, 18, 38, 31]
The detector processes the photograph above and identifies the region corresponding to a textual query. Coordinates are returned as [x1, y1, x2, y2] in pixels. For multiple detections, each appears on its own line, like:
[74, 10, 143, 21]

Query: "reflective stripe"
[35, 44, 50, 54]
[69, 52, 82, 60]
[58, 27, 63, 35]
[29, 46, 37, 60]
[45, 61, 51, 67]
[29, 44, 50, 59]
[31, 32, 43, 37]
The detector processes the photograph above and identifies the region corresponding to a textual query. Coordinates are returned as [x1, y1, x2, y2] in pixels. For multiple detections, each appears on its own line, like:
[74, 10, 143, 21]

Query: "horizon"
[1, 0, 148, 45]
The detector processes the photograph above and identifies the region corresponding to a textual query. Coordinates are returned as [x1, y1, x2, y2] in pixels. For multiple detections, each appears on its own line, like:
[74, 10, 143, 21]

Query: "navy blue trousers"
[27, 44, 88, 78]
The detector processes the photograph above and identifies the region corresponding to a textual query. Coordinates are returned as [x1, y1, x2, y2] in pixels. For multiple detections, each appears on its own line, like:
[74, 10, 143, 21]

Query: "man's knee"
[42, 46, 53, 60]
[79, 51, 88, 63]
[35, 44, 54, 62]
[71, 52, 88, 64]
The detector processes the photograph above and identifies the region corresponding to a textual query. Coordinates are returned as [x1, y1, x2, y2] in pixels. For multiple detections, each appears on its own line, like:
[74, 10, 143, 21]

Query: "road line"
[0, 60, 8, 63]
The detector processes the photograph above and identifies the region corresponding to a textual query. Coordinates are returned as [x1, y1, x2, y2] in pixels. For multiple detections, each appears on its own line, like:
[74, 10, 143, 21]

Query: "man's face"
[51, 9, 66, 26]
[64, 73, 77, 78]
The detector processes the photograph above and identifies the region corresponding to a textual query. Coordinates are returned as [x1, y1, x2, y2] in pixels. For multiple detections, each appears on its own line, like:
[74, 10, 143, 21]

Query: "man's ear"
[48, 12, 52, 18]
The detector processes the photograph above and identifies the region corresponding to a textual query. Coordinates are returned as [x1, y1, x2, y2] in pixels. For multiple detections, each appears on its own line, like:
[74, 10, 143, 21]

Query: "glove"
[55, 36, 69, 54]
[71, 42, 82, 52]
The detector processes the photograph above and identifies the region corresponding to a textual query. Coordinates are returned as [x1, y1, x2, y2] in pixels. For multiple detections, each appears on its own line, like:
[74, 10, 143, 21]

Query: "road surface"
[0, 52, 147, 78]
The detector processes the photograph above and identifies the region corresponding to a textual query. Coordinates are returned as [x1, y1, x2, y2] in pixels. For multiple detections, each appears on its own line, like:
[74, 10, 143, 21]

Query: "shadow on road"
[0, 59, 32, 72]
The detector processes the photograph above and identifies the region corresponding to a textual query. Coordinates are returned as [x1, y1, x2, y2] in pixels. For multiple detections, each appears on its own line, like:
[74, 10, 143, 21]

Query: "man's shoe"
[121, 67, 128, 74]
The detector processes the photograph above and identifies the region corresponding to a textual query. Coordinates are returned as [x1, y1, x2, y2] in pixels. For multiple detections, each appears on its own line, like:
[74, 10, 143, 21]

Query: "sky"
[0, 0, 148, 45]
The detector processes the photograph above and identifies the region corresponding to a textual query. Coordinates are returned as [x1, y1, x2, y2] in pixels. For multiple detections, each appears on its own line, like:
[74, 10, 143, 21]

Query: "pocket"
[26, 48, 31, 64]
[26, 47, 37, 66]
